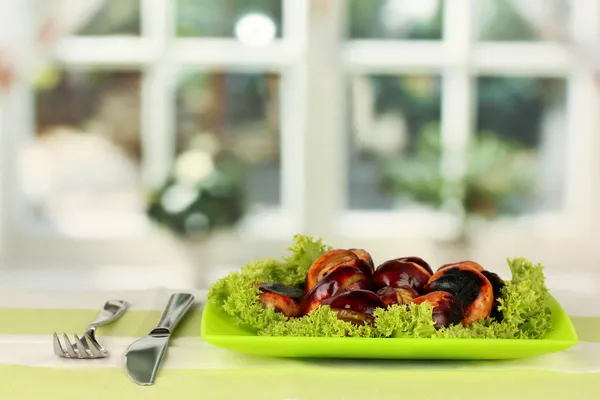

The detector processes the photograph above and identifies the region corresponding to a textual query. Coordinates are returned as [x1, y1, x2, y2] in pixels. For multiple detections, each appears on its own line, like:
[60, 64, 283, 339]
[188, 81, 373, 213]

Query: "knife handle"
[151, 293, 195, 335]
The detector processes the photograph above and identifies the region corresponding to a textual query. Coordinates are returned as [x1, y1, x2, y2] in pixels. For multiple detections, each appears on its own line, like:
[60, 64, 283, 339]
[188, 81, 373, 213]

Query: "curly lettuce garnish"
[208, 235, 552, 339]
[207, 234, 331, 332]
[374, 302, 436, 338]
[261, 306, 377, 337]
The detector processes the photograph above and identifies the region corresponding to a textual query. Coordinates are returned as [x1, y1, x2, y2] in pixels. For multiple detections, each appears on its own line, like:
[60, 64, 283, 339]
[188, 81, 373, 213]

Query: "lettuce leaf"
[261, 306, 377, 337]
[208, 236, 552, 339]
[207, 234, 331, 332]
[374, 302, 437, 338]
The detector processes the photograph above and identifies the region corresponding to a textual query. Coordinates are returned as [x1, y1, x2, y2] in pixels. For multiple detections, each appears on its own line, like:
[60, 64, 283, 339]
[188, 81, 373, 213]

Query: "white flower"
[161, 183, 199, 214]
[175, 149, 215, 184]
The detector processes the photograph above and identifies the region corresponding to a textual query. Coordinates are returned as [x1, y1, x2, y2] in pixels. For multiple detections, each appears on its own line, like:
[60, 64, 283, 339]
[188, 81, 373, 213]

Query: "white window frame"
[1, 0, 600, 280]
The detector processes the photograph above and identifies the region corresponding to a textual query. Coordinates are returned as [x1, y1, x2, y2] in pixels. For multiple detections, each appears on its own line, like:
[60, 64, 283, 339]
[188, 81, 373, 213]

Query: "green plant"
[147, 148, 246, 238]
[381, 123, 538, 218]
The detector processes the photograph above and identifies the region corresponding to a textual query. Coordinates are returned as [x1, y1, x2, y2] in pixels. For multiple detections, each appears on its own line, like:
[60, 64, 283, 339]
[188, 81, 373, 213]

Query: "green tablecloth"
[1, 287, 599, 399]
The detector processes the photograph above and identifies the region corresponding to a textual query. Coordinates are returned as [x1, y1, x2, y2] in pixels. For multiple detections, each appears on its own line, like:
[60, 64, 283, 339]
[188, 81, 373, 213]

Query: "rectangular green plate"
[200, 294, 578, 360]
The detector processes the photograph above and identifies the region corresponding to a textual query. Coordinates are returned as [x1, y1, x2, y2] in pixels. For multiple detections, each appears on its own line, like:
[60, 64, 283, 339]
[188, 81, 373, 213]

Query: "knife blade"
[124, 292, 195, 385]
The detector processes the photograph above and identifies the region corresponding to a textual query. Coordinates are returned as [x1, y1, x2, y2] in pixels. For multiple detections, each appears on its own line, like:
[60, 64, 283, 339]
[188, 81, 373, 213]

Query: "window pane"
[176, 0, 282, 40]
[476, 0, 569, 41]
[347, 74, 443, 210]
[474, 77, 566, 216]
[21, 69, 145, 237]
[161, 71, 280, 236]
[347, 0, 443, 40]
[75, 0, 141, 36]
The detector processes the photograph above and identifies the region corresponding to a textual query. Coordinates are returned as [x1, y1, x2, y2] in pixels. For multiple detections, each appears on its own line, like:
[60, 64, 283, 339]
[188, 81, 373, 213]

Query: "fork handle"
[150, 293, 195, 335]
[90, 300, 129, 327]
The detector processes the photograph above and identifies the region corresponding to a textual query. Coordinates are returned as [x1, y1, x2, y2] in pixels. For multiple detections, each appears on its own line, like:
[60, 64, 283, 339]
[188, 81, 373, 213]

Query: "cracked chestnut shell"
[302, 266, 369, 314]
[322, 289, 385, 325]
[396, 256, 433, 275]
[258, 283, 303, 317]
[411, 291, 464, 329]
[377, 286, 419, 308]
[349, 248, 375, 275]
[425, 265, 493, 325]
[306, 249, 360, 291]
[481, 270, 505, 321]
[331, 309, 375, 325]
[437, 260, 484, 273]
[338, 259, 373, 281]
[373, 259, 432, 293]
[316, 258, 372, 288]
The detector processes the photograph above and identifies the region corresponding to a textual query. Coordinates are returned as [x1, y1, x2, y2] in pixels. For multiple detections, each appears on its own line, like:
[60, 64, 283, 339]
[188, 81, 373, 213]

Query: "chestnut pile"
[257, 248, 505, 329]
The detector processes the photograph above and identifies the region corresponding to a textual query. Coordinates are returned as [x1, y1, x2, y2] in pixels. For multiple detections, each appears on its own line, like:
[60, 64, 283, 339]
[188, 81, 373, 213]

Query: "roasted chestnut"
[411, 291, 464, 329]
[349, 248, 375, 275]
[313, 258, 372, 287]
[425, 265, 493, 325]
[481, 270, 505, 321]
[305, 249, 359, 291]
[373, 259, 432, 293]
[302, 266, 369, 314]
[377, 286, 419, 308]
[396, 256, 433, 275]
[258, 283, 302, 317]
[437, 260, 484, 273]
[339, 258, 373, 280]
[322, 289, 385, 325]
[332, 309, 375, 326]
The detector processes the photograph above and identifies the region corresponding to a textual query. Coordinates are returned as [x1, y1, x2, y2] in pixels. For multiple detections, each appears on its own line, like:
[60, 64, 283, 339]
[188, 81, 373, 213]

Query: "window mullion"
[1, 82, 35, 260]
[344, 40, 445, 73]
[53, 37, 153, 66]
[440, 0, 475, 218]
[0, 2, 37, 262]
[283, 0, 345, 237]
[279, 0, 307, 230]
[564, 0, 600, 229]
[140, 0, 175, 188]
[305, 0, 346, 237]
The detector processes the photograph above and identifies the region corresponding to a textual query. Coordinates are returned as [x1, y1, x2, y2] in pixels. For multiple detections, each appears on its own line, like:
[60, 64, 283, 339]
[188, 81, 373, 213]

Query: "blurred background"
[0, 0, 599, 290]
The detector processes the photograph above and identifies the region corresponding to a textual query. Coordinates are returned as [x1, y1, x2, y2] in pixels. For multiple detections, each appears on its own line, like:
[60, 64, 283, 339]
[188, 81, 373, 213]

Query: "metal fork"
[53, 299, 129, 359]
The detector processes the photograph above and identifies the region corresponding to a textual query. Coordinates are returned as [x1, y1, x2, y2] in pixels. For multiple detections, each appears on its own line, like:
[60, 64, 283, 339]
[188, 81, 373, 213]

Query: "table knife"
[124, 292, 195, 385]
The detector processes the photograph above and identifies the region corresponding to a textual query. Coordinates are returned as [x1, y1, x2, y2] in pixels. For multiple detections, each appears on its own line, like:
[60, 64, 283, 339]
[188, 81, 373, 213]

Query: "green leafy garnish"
[208, 235, 552, 339]
[373, 302, 436, 338]
[207, 234, 332, 332]
[261, 306, 377, 338]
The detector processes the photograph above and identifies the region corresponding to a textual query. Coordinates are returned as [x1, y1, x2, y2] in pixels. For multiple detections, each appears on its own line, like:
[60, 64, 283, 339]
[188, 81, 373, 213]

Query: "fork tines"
[53, 332, 106, 359]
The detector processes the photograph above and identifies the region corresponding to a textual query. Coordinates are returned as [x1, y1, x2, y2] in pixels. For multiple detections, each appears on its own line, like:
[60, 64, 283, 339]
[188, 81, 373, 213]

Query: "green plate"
[200, 294, 578, 360]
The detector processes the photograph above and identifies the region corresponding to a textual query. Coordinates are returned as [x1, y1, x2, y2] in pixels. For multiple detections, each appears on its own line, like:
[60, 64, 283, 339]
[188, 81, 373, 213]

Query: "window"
[25, 68, 145, 238]
[475, 76, 567, 215]
[75, 0, 141, 36]
[347, 74, 443, 211]
[3, 0, 600, 276]
[176, 0, 283, 38]
[476, 0, 569, 42]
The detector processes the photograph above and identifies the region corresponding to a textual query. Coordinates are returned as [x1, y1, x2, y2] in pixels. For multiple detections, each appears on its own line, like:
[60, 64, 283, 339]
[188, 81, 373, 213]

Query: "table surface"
[1, 285, 600, 400]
